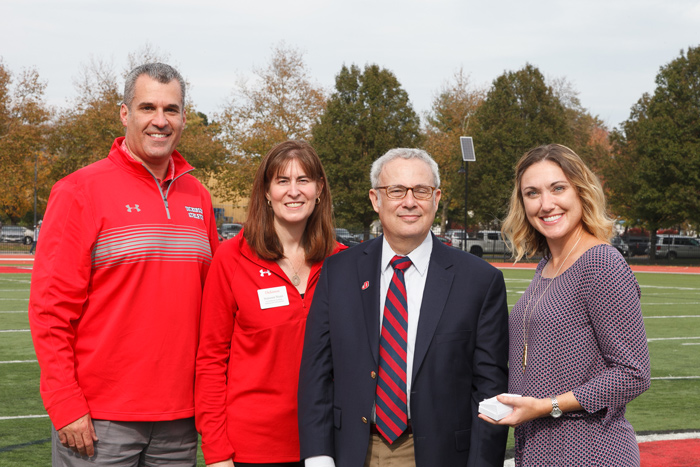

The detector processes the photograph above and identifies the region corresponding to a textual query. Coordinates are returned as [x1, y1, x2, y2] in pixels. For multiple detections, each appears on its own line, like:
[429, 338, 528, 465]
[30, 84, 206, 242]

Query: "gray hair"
[370, 148, 441, 188]
[123, 63, 186, 109]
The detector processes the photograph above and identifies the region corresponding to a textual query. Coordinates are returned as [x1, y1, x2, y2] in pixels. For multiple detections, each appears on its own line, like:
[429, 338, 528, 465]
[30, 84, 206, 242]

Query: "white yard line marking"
[0, 310, 27, 313]
[0, 329, 30, 333]
[682, 343, 700, 346]
[647, 336, 700, 342]
[640, 285, 700, 291]
[0, 415, 48, 421]
[644, 315, 700, 319]
[650, 376, 700, 380]
[0, 277, 31, 283]
[0, 298, 29, 301]
[637, 432, 700, 443]
[642, 302, 700, 307]
[0, 360, 37, 364]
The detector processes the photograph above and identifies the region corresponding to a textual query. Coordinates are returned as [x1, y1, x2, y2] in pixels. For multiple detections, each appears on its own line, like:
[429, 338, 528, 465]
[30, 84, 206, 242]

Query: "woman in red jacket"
[195, 140, 346, 467]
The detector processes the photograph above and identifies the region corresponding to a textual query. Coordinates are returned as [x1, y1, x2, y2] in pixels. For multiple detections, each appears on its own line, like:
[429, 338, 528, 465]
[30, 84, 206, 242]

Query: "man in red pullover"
[29, 63, 219, 466]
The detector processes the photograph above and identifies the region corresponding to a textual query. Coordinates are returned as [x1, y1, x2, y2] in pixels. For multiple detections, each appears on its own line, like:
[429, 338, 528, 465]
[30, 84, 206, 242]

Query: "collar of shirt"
[120, 140, 175, 188]
[380, 232, 433, 277]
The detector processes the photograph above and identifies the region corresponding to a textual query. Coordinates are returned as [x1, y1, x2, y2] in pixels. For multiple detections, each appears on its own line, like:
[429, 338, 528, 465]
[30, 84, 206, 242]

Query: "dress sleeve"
[572, 250, 651, 420]
[28, 179, 97, 429]
[195, 241, 239, 463]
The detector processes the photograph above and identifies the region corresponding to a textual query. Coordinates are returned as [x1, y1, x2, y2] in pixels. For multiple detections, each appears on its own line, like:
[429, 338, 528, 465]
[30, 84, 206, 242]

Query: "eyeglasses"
[374, 185, 437, 200]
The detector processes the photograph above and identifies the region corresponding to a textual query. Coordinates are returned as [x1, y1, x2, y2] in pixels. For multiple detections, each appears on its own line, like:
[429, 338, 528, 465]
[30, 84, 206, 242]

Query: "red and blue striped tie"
[376, 255, 412, 443]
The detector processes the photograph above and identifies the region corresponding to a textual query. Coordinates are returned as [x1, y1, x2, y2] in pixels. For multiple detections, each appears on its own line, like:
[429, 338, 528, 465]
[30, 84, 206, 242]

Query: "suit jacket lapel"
[412, 237, 454, 382]
[358, 237, 383, 365]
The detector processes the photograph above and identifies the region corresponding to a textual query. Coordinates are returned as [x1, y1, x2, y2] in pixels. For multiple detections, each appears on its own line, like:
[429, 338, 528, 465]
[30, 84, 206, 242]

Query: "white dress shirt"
[305, 233, 434, 467]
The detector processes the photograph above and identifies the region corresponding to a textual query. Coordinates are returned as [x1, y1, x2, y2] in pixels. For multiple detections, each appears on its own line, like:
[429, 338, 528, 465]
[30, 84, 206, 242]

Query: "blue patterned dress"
[509, 244, 650, 466]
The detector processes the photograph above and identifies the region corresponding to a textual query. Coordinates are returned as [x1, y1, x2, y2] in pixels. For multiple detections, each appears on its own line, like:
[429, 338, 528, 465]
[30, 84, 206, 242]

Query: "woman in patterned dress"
[480, 144, 651, 466]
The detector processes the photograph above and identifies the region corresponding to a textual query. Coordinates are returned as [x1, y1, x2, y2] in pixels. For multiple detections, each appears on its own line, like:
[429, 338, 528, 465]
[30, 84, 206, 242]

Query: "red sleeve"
[195, 240, 239, 463]
[28, 178, 97, 429]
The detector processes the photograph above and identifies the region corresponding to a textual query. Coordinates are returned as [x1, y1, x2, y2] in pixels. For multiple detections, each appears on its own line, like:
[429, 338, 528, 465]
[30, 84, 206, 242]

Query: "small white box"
[479, 394, 521, 421]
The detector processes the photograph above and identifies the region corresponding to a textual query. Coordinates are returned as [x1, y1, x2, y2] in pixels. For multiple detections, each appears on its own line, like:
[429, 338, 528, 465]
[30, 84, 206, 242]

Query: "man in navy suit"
[298, 148, 509, 467]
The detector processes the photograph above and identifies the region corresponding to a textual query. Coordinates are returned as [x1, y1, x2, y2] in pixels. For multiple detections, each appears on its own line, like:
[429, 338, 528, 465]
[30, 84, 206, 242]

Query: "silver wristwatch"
[550, 397, 562, 418]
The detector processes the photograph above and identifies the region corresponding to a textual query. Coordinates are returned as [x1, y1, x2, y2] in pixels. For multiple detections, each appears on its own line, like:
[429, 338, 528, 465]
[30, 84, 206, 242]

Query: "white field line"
[0, 258, 34, 262]
[637, 432, 700, 443]
[635, 270, 700, 275]
[0, 310, 27, 313]
[682, 343, 700, 346]
[0, 415, 48, 421]
[0, 298, 29, 301]
[651, 376, 700, 380]
[647, 336, 700, 342]
[643, 302, 700, 306]
[644, 315, 700, 318]
[0, 360, 37, 364]
[640, 285, 700, 291]
[0, 289, 31, 292]
[0, 329, 29, 333]
[0, 277, 31, 283]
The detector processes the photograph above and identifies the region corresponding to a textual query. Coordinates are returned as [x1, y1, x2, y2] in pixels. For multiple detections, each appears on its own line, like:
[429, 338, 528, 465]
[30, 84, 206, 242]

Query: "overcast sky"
[3, 0, 699, 130]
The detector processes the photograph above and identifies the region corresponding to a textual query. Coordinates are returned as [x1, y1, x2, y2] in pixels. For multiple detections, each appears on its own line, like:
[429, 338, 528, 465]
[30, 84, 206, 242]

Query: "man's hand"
[57, 413, 99, 457]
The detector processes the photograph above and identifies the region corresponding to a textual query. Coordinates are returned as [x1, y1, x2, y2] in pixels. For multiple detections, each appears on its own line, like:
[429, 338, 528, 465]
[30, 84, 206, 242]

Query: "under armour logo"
[259, 269, 271, 277]
[125, 204, 141, 213]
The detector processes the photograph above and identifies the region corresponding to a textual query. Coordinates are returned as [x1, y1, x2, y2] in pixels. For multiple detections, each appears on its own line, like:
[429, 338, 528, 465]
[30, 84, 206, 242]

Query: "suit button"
[370, 371, 377, 379]
[362, 417, 368, 424]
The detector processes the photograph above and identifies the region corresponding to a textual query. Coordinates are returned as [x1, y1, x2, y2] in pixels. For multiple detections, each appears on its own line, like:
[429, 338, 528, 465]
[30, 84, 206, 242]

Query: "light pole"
[33, 152, 38, 227]
[459, 136, 476, 252]
[458, 162, 468, 251]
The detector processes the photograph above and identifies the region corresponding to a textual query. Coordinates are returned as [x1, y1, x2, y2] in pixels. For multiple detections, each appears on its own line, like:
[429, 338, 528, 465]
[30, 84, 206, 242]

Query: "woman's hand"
[478, 394, 551, 428]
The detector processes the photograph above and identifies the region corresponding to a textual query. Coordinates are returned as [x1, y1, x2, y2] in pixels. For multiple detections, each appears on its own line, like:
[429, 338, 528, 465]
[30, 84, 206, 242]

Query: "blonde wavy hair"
[501, 144, 615, 262]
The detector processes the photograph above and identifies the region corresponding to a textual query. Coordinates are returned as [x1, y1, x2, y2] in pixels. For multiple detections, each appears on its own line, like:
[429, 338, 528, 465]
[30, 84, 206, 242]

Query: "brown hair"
[244, 140, 336, 262]
[501, 144, 615, 261]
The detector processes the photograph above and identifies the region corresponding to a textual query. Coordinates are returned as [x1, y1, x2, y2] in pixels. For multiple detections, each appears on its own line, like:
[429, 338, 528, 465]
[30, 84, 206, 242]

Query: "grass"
[1, 270, 699, 465]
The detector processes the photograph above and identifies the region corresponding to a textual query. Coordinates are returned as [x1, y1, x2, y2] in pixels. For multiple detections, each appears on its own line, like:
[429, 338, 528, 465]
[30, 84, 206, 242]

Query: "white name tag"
[257, 286, 290, 310]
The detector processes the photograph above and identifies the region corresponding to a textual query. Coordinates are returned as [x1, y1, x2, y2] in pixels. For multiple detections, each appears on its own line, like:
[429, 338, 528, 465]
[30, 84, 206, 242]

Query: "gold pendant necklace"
[284, 256, 303, 287]
[521, 234, 583, 370]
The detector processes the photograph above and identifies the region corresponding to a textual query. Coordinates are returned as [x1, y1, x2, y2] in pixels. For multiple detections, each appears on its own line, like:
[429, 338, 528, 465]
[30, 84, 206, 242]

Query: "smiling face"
[267, 158, 322, 231]
[119, 75, 185, 175]
[369, 157, 441, 255]
[520, 160, 584, 246]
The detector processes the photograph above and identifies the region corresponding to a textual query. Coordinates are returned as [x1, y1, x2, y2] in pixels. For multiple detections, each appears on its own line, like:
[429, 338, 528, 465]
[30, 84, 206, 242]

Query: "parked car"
[464, 230, 509, 257]
[623, 235, 650, 256]
[0, 226, 34, 245]
[445, 229, 466, 249]
[435, 235, 453, 247]
[335, 228, 361, 247]
[655, 235, 700, 259]
[610, 236, 630, 257]
[219, 223, 243, 240]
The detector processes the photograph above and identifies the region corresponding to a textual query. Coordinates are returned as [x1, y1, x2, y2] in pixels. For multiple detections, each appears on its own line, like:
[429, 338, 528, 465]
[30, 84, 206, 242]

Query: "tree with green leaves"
[49, 50, 225, 187]
[0, 60, 51, 224]
[215, 43, 326, 202]
[606, 46, 700, 256]
[469, 64, 573, 226]
[423, 69, 486, 233]
[312, 64, 421, 235]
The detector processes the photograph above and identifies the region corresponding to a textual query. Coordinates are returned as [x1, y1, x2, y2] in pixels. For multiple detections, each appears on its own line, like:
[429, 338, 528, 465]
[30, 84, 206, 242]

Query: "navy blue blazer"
[298, 234, 509, 467]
